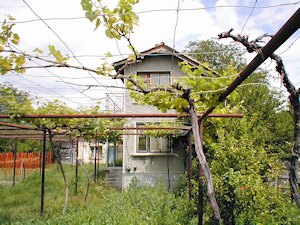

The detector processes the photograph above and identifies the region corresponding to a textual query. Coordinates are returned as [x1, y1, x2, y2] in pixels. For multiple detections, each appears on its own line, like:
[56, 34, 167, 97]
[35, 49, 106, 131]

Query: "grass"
[1, 164, 299, 225]
[0, 164, 195, 225]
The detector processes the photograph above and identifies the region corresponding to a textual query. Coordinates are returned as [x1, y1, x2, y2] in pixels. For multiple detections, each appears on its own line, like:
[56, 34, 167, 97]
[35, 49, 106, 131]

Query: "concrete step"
[102, 167, 122, 188]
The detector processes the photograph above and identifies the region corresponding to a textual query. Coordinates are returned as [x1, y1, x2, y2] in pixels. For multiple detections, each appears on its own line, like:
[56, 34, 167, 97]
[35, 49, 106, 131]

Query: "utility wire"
[192, 82, 285, 94]
[170, 0, 181, 78]
[94, 1, 127, 61]
[28, 49, 246, 59]
[31, 60, 98, 99]
[21, 0, 120, 110]
[136, 1, 300, 14]
[4, 44, 95, 106]
[93, 0, 138, 103]
[240, 0, 258, 34]
[0, 76, 40, 97]
[172, 0, 180, 51]
[9, 43, 98, 102]
[6, 1, 300, 24]
[22, 73, 113, 80]
[278, 34, 300, 55]
[21, 0, 114, 95]
[6, 73, 82, 105]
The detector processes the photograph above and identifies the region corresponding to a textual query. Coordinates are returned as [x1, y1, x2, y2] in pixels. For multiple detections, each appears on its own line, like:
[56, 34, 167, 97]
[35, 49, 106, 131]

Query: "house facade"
[59, 138, 106, 164]
[59, 137, 123, 167]
[112, 42, 201, 190]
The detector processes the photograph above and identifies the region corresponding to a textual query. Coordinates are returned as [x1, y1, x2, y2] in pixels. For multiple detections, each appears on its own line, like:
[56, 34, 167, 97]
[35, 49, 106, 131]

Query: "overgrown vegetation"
[178, 39, 300, 224]
[0, 165, 195, 225]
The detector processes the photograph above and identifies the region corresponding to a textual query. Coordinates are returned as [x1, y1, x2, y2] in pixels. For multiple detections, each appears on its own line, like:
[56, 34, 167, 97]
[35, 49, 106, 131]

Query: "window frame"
[137, 71, 172, 89]
[136, 123, 173, 153]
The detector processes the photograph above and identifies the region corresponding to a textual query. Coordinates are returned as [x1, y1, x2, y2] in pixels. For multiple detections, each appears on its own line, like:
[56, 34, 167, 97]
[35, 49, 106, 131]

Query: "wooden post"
[167, 136, 171, 191]
[23, 161, 26, 179]
[75, 138, 79, 195]
[188, 131, 193, 200]
[40, 128, 47, 213]
[97, 139, 100, 177]
[113, 141, 116, 167]
[105, 139, 109, 168]
[40, 139, 43, 175]
[198, 120, 204, 225]
[94, 138, 97, 182]
[12, 140, 17, 187]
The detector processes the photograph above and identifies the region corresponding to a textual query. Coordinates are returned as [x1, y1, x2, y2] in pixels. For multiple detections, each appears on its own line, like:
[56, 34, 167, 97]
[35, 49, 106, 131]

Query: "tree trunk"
[289, 93, 300, 208]
[189, 103, 222, 224]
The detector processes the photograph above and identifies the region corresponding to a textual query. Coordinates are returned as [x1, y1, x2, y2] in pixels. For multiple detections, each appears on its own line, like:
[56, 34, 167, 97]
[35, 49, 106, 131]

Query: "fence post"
[94, 138, 97, 182]
[75, 138, 79, 195]
[12, 140, 17, 187]
[40, 128, 47, 213]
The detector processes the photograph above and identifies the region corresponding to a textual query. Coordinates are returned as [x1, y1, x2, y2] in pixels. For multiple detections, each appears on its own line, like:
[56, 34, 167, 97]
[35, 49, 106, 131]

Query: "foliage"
[0, 83, 34, 117]
[72, 105, 125, 141]
[184, 39, 293, 158]
[0, 83, 39, 152]
[0, 83, 125, 150]
[32, 99, 77, 130]
[140, 120, 186, 138]
[127, 64, 239, 114]
[173, 116, 298, 224]
[207, 117, 299, 224]
[0, 17, 70, 75]
[81, 0, 139, 40]
[0, 11, 117, 77]
[0, 17, 25, 75]
[185, 39, 246, 72]
[228, 71, 293, 158]
[0, 138, 53, 153]
[174, 40, 296, 224]
[0, 166, 195, 225]
[30, 101, 125, 144]
[48, 45, 69, 63]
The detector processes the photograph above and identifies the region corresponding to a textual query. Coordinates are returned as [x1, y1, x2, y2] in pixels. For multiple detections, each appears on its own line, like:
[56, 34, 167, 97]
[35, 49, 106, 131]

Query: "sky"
[0, 0, 299, 110]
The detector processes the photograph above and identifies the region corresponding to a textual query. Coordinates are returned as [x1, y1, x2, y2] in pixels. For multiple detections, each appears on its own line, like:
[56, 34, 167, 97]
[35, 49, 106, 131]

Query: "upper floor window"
[137, 71, 171, 89]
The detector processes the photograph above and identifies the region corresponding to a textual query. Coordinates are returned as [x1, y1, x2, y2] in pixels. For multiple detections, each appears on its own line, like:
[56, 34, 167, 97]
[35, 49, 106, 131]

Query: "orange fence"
[0, 152, 52, 176]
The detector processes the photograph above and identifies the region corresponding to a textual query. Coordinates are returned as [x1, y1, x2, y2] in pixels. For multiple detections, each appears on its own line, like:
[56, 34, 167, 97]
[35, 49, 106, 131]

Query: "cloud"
[0, 0, 300, 108]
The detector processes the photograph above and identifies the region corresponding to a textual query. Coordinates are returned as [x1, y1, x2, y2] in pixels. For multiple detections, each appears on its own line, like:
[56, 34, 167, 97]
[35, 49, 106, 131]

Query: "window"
[138, 135, 147, 151]
[139, 74, 150, 89]
[136, 124, 172, 153]
[137, 135, 172, 153]
[137, 72, 171, 89]
[90, 146, 102, 159]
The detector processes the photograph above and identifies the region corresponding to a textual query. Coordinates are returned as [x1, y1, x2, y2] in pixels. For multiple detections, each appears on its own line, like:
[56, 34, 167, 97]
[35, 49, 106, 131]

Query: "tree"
[0, 83, 37, 152]
[207, 117, 299, 224]
[185, 39, 293, 158]
[0, 83, 34, 115]
[217, 29, 300, 208]
[185, 39, 246, 72]
[184, 39, 296, 224]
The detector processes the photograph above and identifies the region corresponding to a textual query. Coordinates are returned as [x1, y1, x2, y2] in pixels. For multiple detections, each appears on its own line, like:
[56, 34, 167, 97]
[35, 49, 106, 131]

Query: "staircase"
[106, 167, 123, 189]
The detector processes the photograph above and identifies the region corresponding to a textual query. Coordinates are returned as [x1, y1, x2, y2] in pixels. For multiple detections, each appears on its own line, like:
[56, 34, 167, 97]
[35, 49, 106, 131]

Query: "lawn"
[0, 164, 195, 225]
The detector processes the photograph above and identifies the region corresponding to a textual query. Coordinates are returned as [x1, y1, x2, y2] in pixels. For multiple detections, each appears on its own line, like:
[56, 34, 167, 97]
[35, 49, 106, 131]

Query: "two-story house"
[110, 42, 203, 190]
